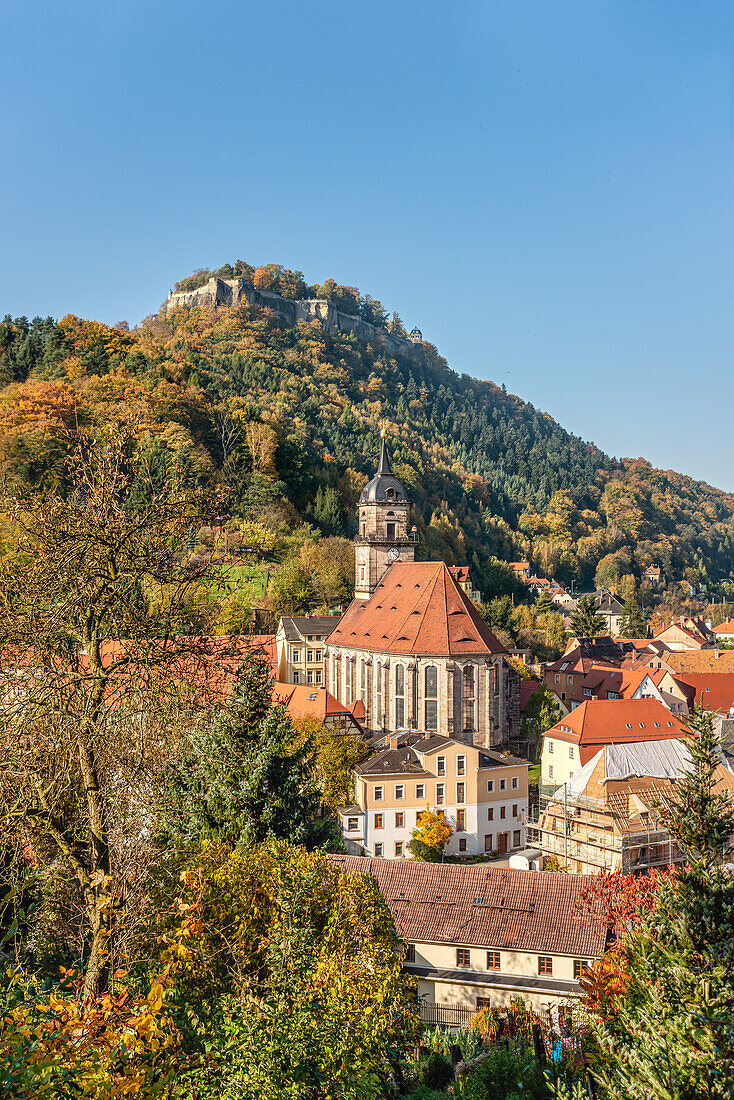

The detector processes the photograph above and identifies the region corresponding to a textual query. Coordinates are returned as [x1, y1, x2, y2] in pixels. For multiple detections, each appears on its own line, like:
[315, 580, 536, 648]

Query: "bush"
[420, 1051, 454, 1089]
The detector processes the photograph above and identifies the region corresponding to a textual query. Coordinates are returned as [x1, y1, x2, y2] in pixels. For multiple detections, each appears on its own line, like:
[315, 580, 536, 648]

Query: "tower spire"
[377, 429, 393, 476]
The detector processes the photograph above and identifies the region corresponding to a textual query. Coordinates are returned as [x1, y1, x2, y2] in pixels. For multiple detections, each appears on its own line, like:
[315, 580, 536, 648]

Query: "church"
[325, 438, 521, 749]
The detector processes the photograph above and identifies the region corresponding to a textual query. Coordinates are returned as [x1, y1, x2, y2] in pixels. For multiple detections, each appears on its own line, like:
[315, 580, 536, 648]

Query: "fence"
[420, 1003, 477, 1029]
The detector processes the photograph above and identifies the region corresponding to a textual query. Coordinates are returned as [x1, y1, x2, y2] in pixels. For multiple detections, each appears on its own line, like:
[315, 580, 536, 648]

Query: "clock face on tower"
[387, 546, 400, 562]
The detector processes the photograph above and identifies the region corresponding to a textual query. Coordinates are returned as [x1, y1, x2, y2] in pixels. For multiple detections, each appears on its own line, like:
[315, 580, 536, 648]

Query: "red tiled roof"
[667, 651, 734, 674]
[329, 856, 608, 957]
[714, 620, 734, 636]
[670, 674, 734, 714]
[448, 565, 470, 583]
[328, 562, 505, 656]
[546, 699, 688, 765]
[272, 682, 364, 730]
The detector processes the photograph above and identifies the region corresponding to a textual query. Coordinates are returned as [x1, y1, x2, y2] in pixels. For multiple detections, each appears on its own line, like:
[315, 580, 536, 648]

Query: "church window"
[425, 665, 438, 731]
[395, 664, 405, 728]
[386, 523, 395, 540]
[376, 663, 382, 727]
[463, 665, 475, 732]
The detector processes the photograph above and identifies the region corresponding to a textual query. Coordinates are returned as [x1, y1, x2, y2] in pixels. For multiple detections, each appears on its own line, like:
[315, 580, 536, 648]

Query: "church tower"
[354, 433, 415, 599]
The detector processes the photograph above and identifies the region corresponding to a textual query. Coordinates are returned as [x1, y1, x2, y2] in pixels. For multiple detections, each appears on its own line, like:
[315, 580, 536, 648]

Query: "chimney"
[388, 734, 401, 749]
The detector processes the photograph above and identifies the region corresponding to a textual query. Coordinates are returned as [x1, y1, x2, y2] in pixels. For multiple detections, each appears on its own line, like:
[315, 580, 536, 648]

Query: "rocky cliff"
[166, 276, 422, 357]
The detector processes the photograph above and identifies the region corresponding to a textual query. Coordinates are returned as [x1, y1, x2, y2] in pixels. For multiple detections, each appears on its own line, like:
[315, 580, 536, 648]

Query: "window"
[436, 783, 445, 806]
[574, 959, 590, 980]
[538, 956, 553, 975]
[512, 776, 518, 789]
[315, 670, 322, 684]
[554, 673, 561, 683]
[314, 650, 322, 662]
[347, 817, 358, 831]
[394, 812, 404, 829]
[487, 951, 500, 970]
[463, 665, 475, 732]
[625, 723, 632, 729]
[395, 841, 403, 856]
[568, 675, 574, 685]
[307, 670, 314, 684]
[500, 779, 506, 791]
[583, 687, 592, 697]
[293, 671, 300, 684]
[425, 665, 438, 730]
[487, 780, 494, 793]
[386, 523, 395, 540]
[307, 649, 314, 662]
[513, 830, 521, 847]
[292, 649, 301, 663]
[374, 814, 384, 829]
[549, 766, 554, 778]
[512, 804, 518, 817]
[374, 843, 383, 857]
[456, 948, 471, 968]
[394, 664, 405, 728]
[395, 784, 404, 800]
[456, 809, 466, 831]
[457, 755, 466, 776]
[484, 834, 493, 851]
[456, 782, 465, 804]
[437, 755, 446, 777]
[654, 721, 660, 728]
[569, 746, 574, 759]
[488, 807, 494, 821]
[500, 806, 506, 819]
[458, 838, 467, 852]
[405, 943, 415, 963]
[548, 740, 554, 753]
[416, 783, 425, 799]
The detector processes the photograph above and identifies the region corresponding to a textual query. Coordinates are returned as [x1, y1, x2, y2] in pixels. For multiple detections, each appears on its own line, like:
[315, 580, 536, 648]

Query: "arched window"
[361, 659, 367, 697]
[376, 662, 382, 728]
[395, 664, 405, 728]
[425, 665, 438, 731]
[463, 665, 475, 732]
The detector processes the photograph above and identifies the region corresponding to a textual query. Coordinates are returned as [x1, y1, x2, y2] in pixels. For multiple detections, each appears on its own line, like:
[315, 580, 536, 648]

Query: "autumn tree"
[291, 714, 371, 812]
[268, 557, 311, 617]
[408, 810, 454, 862]
[0, 427, 221, 1000]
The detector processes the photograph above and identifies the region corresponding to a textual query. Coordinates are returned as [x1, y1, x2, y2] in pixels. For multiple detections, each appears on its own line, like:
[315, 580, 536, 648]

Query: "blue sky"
[3, 1, 733, 487]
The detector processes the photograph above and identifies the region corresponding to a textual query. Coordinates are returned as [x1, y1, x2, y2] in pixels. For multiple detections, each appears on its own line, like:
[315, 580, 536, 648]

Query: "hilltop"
[1, 259, 733, 598]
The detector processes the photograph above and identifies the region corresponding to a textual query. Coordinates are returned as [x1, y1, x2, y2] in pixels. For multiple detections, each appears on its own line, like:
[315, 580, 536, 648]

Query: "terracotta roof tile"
[329, 856, 608, 957]
[328, 562, 505, 656]
[546, 699, 688, 765]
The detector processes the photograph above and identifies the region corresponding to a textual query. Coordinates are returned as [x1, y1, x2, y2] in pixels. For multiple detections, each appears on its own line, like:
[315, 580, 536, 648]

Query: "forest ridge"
[1, 259, 733, 594]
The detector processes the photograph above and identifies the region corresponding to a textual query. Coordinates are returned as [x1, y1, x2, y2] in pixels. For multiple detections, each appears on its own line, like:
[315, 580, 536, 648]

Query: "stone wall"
[166, 276, 419, 357]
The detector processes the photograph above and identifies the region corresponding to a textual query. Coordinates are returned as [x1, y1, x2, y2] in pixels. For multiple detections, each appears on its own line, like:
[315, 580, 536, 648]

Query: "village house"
[594, 589, 625, 636]
[330, 856, 608, 1014]
[539, 698, 689, 789]
[448, 565, 482, 603]
[338, 733, 529, 859]
[713, 619, 734, 642]
[653, 616, 715, 652]
[276, 616, 336, 685]
[533, 738, 734, 874]
[326, 440, 521, 748]
[272, 682, 366, 735]
[642, 564, 664, 589]
[508, 562, 531, 584]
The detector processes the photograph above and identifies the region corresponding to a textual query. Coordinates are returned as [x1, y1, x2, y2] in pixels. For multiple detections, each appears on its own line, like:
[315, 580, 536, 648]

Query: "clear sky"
[3, 1, 733, 488]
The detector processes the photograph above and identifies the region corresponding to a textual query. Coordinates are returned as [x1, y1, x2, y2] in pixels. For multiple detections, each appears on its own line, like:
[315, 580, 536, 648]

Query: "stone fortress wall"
[165, 276, 423, 358]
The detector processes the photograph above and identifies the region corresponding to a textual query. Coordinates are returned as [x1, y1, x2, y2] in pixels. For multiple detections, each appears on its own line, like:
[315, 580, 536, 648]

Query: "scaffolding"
[526, 781, 681, 875]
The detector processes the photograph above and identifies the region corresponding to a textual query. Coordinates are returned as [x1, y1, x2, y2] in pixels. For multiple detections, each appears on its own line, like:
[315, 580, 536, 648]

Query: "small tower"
[354, 433, 415, 599]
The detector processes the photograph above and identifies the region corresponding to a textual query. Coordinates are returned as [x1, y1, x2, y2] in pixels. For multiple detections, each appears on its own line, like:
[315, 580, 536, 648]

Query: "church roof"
[359, 439, 410, 504]
[328, 561, 505, 656]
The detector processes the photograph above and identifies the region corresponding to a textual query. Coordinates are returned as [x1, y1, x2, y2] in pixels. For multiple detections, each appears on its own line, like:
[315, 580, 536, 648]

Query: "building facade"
[276, 616, 336, 684]
[338, 733, 528, 859]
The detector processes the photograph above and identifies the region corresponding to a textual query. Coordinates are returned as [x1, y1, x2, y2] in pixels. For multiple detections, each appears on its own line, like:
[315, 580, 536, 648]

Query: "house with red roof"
[713, 619, 734, 641]
[272, 682, 367, 736]
[540, 698, 689, 789]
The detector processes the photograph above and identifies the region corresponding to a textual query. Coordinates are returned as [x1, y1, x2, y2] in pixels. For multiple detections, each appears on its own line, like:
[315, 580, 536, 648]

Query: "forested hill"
[1, 260, 734, 595]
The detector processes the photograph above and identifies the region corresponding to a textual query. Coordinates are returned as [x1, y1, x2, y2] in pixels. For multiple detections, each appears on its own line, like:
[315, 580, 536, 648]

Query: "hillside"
[1, 260, 734, 598]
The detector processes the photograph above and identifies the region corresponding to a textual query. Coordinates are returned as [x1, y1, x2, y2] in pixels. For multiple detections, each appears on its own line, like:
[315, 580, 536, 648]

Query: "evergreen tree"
[535, 590, 554, 615]
[162, 655, 319, 848]
[587, 709, 734, 1099]
[570, 594, 606, 637]
[619, 592, 647, 637]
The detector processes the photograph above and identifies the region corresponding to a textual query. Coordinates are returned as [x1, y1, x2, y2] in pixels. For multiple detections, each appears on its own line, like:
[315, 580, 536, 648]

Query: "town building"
[329, 856, 608, 1014]
[326, 441, 521, 747]
[653, 616, 715, 652]
[508, 562, 531, 583]
[594, 589, 625, 636]
[338, 733, 528, 859]
[539, 698, 689, 789]
[642, 565, 664, 589]
[713, 619, 734, 641]
[532, 738, 734, 874]
[448, 565, 482, 603]
[273, 682, 366, 735]
[276, 616, 336, 684]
